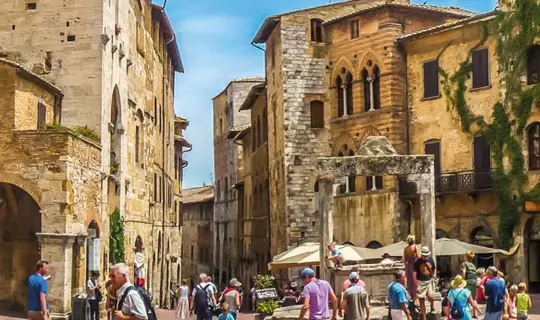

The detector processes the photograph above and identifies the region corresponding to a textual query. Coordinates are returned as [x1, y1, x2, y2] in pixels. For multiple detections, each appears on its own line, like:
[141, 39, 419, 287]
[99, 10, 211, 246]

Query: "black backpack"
[194, 284, 211, 315]
[450, 289, 466, 320]
[117, 286, 157, 320]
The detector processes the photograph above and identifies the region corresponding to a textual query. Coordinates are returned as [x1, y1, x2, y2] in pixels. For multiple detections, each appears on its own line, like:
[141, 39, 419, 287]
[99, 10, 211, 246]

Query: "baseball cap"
[300, 268, 315, 279]
[349, 272, 359, 281]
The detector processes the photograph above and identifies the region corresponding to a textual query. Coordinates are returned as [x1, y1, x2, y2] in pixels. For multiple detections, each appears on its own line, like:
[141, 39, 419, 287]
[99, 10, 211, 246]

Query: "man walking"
[28, 261, 50, 320]
[414, 247, 436, 320]
[299, 268, 338, 320]
[340, 272, 370, 320]
[110, 263, 148, 320]
[191, 273, 217, 320]
[484, 266, 506, 320]
[87, 271, 102, 320]
[388, 271, 412, 320]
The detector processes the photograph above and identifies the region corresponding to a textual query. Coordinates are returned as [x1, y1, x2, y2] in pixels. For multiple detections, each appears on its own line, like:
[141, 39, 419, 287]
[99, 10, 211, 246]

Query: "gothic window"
[310, 19, 323, 43]
[365, 176, 383, 191]
[310, 100, 324, 128]
[528, 122, 540, 170]
[527, 45, 540, 85]
[472, 48, 489, 89]
[336, 69, 353, 118]
[373, 66, 381, 110]
[350, 20, 359, 39]
[423, 60, 440, 98]
[37, 103, 46, 129]
[362, 68, 370, 112]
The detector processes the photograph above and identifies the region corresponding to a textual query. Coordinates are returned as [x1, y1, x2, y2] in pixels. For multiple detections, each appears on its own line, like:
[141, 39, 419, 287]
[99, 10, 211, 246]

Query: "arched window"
[336, 76, 344, 118]
[528, 122, 540, 170]
[373, 65, 381, 110]
[310, 100, 324, 128]
[346, 72, 353, 115]
[362, 68, 370, 112]
[310, 19, 323, 43]
[366, 240, 383, 249]
[527, 45, 540, 85]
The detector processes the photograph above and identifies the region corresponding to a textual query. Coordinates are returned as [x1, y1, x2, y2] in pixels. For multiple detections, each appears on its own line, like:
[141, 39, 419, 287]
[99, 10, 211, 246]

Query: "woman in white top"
[176, 279, 190, 320]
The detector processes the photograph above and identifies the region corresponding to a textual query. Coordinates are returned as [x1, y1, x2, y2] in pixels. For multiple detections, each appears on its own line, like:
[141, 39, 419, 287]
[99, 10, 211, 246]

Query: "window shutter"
[310, 101, 324, 128]
[348, 176, 356, 193]
[37, 103, 46, 129]
[423, 60, 439, 98]
[472, 49, 489, 88]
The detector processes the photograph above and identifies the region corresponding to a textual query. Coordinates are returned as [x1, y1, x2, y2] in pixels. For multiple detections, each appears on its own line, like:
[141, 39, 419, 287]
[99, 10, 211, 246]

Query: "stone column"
[37, 233, 78, 320]
[318, 177, 334, 280]
[408, 169, 436, 259]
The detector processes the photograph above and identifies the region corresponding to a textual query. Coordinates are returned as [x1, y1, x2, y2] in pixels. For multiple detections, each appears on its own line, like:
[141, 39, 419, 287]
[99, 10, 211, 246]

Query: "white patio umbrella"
[374, 238, 513, 257]
[269, 242, 378, 270]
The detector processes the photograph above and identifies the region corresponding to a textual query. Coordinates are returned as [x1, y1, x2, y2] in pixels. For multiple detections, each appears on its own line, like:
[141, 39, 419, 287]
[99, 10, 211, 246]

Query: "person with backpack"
[87, 271, 102, 320]
[191, 273, 217, 320]
[110, 263, 155, 320]
[448, 275, 481, 320]
[461, 252, 478, 318]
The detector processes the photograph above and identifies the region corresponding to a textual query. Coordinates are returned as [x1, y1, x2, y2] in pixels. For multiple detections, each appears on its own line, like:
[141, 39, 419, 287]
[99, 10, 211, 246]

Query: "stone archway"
[0, 183, 41, 312]
[317, 136, 435, 278]
[470, 226, 494, 269]
[366, 240, 383, 249]
[86, 221, 101, 281]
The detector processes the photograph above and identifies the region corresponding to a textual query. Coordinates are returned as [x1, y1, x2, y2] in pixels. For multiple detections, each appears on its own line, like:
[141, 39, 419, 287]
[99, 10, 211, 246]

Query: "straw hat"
[451, 275, 466, 289]
[420, 246, 431, 256]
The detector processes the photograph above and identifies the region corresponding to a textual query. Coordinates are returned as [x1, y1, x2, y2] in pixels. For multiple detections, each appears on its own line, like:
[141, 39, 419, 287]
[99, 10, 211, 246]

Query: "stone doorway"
[470, 226, 494, 269]
[525, 217, 540, 293]
[86, 221, 101, 281]
[0, 183, 41, 312]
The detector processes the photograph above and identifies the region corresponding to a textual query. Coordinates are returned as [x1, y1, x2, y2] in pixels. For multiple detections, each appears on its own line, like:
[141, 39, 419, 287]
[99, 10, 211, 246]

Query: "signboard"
[525, 201, 540, 213]
[255, 288, 278, 301]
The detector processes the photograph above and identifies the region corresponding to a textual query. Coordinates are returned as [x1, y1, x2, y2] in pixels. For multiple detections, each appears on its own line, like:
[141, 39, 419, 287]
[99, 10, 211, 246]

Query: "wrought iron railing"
[399, 170, 493, 196]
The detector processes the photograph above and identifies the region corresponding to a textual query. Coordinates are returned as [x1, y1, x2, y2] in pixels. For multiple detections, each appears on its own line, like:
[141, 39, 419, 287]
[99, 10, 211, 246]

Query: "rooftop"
[212, 76, 265, 100]
[0, 58, 63, 98]
[181, 186, 214, 204]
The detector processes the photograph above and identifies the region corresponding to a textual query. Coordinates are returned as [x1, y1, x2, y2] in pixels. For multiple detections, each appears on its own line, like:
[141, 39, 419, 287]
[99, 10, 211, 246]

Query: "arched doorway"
[86, 221, 101, 281]
[470, 226, 494, 269]
[525, 218, 540, 293]
[366, 240, 383, 249]
[436, 229, 452, 279]
[0, 183, 41, 311]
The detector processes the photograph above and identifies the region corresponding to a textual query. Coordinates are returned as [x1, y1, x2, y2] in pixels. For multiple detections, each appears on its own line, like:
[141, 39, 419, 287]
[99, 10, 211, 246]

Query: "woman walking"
[176, 279, 190, 320]
[462, 251, 478, 318]
[401, 234, 420, 300]
[448, 275, 482, 320]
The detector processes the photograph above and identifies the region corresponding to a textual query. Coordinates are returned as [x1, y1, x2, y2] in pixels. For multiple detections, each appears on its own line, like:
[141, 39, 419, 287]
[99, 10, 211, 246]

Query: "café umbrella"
[268, 242, 378, 270]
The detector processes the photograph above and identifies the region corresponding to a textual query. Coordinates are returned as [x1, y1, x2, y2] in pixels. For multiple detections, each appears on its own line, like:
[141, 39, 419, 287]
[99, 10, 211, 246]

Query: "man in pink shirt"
[342, 267, 366, 291]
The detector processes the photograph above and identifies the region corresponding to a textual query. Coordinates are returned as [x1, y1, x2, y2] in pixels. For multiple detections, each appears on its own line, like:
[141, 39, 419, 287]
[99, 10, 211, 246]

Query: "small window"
[37, 103, 46, 129]
[26, 3, 37, 10]
[310, 100, 324, 128]
[67, 35, 76, 42]
[350, 20, 359, 39]
[310, 19, 323, 43]
[527, 45, 540, 85]
[366, 176, 383, 191]
[472, 49, 489, 88]
[423, 60, 440, 98]
[528, 122, 540, 170]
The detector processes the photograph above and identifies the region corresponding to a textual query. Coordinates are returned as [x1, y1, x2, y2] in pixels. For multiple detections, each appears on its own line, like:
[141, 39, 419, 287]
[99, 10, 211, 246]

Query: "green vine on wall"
[109, 208, 125, 264]
[439, 0, 540, 248]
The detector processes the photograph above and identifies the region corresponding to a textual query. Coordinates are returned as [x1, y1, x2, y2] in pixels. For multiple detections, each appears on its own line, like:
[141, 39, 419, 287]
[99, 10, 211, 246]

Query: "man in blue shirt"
[28, 260, 50, 320]
[388, 271, 412, 320]
[484, 266, 506, 320]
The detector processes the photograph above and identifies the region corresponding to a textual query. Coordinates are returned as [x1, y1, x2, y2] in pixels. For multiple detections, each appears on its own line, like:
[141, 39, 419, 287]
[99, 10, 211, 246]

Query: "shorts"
[417, 279, 435, 299]
[28, 311, 46, 320]
[391, 309, 408, 320]
[517, 312, 528, 320]
[484, 311, 503, 320]
[466, 281, 477, 300]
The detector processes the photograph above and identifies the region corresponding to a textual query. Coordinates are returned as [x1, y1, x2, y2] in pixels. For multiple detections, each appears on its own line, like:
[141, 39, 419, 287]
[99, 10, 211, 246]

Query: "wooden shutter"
[350, 20, 359, 39]
[311, 19, 322, 42]
[425, 141, 441, 192]
[37, 103, 46, 129]
[348, 176, 356, 193]
[310, 101, 324, 128]
[472, 49, 489, 88]
[363, 69, 370, 111]
[473, 136, 491, 172]
[423, 60, 440, 98]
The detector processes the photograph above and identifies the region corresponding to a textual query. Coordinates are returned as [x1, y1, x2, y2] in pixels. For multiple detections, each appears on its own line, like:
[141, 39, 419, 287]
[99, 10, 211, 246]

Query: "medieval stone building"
[252, 0, 473, 259]
[212, 77, 263, 287]
[0, 0, 187, 314]
[180, 186, 214, 288]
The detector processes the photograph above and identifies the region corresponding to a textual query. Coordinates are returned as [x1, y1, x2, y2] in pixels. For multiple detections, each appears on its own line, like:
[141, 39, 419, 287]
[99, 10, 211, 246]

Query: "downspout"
[161, 35, 167, 308]
[251, 41, 266, 52]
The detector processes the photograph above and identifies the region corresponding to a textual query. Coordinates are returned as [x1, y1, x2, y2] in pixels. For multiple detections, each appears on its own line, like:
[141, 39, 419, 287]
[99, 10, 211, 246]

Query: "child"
[516, 282, 532, 320]
[326, 242, 345, 270]
[218, 303, 235, 320]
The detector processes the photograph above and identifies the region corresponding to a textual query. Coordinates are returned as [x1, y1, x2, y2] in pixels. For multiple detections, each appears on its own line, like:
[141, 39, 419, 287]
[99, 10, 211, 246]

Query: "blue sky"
[168, 0, 497, 188]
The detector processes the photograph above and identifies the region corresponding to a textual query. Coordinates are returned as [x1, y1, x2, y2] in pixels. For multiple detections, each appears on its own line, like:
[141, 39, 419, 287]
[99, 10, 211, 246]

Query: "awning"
[269, 242, 379, 271]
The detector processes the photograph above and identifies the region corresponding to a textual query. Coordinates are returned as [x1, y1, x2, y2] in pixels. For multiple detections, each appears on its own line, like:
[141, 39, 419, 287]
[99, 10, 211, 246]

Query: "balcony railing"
[399, 170, 493, 197]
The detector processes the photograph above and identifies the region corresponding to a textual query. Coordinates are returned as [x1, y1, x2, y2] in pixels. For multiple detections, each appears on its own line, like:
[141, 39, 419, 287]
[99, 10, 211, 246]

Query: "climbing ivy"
[109, 208, 125, 264]
[439, 0, 540, 248]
